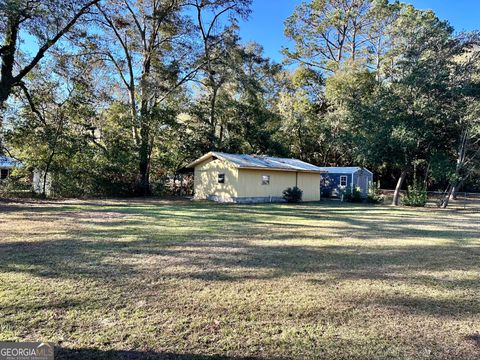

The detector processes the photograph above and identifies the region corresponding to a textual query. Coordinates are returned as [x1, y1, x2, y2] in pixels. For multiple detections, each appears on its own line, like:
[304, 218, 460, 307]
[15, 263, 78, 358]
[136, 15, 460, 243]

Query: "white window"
[340, 175, 347, 187]
[261, 175, 270, 185]
[218, 173, 225, 184]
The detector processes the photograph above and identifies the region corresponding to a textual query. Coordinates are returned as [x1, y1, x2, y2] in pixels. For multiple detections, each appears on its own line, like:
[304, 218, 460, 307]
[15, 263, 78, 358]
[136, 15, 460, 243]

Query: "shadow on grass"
[1, 200, 479, 319]
[465, 333, 480, 347]
[4, 200, 479, 244]
[1, 237, 479, 316]
[56, 347, 269, 360]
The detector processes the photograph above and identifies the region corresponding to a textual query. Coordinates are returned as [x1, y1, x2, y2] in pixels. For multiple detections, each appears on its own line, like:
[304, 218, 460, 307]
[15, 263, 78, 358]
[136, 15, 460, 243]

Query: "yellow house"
[186, 152, 325, 203]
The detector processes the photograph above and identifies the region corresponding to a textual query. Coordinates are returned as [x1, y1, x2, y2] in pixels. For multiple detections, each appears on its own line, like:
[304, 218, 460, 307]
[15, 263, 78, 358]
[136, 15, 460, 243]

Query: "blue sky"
[238, 0, 480, 63]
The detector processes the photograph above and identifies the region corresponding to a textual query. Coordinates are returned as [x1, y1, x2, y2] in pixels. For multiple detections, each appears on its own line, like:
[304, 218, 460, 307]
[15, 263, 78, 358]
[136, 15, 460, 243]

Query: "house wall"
[236, 169, 292, 202]
[297, 172, 322, 201]
[322, 170, 373, 197]
[321, 173, 353, 197]
[194, 162, 321, 203]
[193, 158, 239, 202]
[233, 169, 320, 202]
[352, 170, 373, 195]
[33, 169, 53, 196]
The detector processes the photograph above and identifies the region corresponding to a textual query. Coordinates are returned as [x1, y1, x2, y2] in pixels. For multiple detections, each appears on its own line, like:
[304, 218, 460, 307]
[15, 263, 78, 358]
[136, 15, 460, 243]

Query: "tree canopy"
[1, 0, 479, 206]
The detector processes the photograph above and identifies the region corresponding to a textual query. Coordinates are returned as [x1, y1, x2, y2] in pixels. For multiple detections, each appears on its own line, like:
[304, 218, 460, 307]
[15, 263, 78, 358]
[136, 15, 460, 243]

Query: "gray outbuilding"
[320, 167, 373, 197]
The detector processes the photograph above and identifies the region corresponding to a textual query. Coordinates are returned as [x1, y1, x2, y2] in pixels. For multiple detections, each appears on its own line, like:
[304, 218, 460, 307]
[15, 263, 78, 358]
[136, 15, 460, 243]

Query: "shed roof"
[187, 152, 326, 173]
[319, 166, 373, 175]
[0, 156, 20, 168]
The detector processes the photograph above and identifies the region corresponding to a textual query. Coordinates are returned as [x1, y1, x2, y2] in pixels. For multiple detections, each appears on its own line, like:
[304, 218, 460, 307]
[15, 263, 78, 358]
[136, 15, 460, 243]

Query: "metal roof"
[0, 156, 20, 168]
[187, 152, 326, 173]
[319, 166, 373, 174]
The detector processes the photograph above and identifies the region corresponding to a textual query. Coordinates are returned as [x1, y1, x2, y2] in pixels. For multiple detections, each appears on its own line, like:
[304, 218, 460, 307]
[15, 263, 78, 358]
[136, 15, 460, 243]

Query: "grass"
[0, 199, 479, 359]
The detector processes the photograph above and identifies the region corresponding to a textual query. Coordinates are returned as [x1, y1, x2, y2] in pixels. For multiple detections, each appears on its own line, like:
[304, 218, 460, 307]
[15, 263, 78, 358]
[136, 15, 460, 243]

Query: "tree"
[281, 0, 404, 171]
[438, 35, 480, 208]
[283, 0, 399, 74]
[189, 0, 251, 149]
[221, 42, 286, 155]
[325, 66, 382, 168]
[0, 0, 100, 107]
[0, 0, 101, 159]
[2, 0, 478, 201]
[94, 0, 198, 195]
[276, 67, 333, 164]
[322, 4, 462, 205]
[382, 6, 460, 205]
[6, 62, 98, 197]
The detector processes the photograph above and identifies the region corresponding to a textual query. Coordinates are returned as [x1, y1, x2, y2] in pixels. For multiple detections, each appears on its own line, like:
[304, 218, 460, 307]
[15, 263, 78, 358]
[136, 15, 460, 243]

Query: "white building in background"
[0, 156, 52, 196]
[33, 169, 52, 197]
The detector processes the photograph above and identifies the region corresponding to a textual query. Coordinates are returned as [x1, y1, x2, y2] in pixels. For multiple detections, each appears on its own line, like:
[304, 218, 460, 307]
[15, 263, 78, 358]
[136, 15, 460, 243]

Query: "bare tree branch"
[13, 0, 101, 84]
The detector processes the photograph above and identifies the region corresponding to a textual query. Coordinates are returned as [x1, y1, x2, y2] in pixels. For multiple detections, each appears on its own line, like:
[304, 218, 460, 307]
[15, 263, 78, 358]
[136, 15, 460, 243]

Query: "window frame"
[261, 175, 270, 185]
[218, 173, 225, 184]
[340, 175, 348, 187]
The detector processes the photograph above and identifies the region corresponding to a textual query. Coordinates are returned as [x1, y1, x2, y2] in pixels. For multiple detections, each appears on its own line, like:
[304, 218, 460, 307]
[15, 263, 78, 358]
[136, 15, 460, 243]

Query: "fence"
[380, 189, 480, 211]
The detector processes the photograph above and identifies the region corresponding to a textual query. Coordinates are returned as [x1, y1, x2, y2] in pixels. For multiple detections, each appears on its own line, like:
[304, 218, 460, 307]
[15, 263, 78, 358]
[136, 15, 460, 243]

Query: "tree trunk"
[139, 155, 150, 196]
[447, 129, 468, 203]
[42, 168, 49, 198]
[375, 36, 382, 80]
[440, 184, 455, 209]
[0, 84, 12, 107]
[41, 147, 56, 198]
[219, 123, 224, 145]
[0, 14, 20, 108]
[209, 85, 218, 148]
[137, 99, 150, 196]
[392, 170, 407, 206]
[137, 42, 153, 196]
[350, 23, 357, 61]
[138, 126, 151, 196]
[449, 183, 458, 201]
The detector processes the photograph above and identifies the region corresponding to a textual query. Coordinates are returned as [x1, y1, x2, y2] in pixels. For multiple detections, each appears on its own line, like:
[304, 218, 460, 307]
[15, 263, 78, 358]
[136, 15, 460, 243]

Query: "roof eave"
[186, 152, 327, 173]
[239, 166, 326, 174]
[186, 151, 216, 168]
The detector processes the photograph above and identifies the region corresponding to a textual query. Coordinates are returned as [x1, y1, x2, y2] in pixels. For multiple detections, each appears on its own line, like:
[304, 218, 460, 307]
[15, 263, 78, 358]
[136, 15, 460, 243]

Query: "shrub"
[0, 171, 34, 198]
[321, 188, 332, 198]
[343, 186, 363, 203]
[402, 181, 428, 207]
[283, 186, 303, 203]
[366, 181, 384, 204]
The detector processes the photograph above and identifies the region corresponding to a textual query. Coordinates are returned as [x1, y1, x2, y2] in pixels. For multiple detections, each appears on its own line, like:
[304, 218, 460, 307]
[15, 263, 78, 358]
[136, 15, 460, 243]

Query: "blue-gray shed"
[320, 167, 373, 197]
[0, 156, 21, 180]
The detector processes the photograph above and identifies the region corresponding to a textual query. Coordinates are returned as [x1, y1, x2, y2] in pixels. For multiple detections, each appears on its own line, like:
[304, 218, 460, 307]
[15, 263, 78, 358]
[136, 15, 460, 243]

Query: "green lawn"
[0, 199, 479, 359]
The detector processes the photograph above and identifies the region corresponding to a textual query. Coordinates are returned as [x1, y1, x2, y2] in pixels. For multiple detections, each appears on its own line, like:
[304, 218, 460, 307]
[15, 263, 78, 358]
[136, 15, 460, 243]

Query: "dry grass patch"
[0, 199, 479, 359]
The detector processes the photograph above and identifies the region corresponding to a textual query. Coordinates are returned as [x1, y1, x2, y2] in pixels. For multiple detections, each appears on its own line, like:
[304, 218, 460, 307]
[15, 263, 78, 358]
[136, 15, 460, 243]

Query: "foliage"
[282, 186, 303, 203]
[402, 181, 428, 207]
[0, 169, 32, 198]
[366, 181, 384, 204]
[1, 0, 479, 204]
[343, 186, 363, 203]
[0, 0, 100, 107]
[93, 0, 192, 195]
[322, 188, 333, 198]
[284, 0, 384, 73]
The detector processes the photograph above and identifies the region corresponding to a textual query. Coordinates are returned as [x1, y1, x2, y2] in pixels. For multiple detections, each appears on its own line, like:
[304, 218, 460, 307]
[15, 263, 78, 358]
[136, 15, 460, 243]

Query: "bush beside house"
[283, 187, 303, 203]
